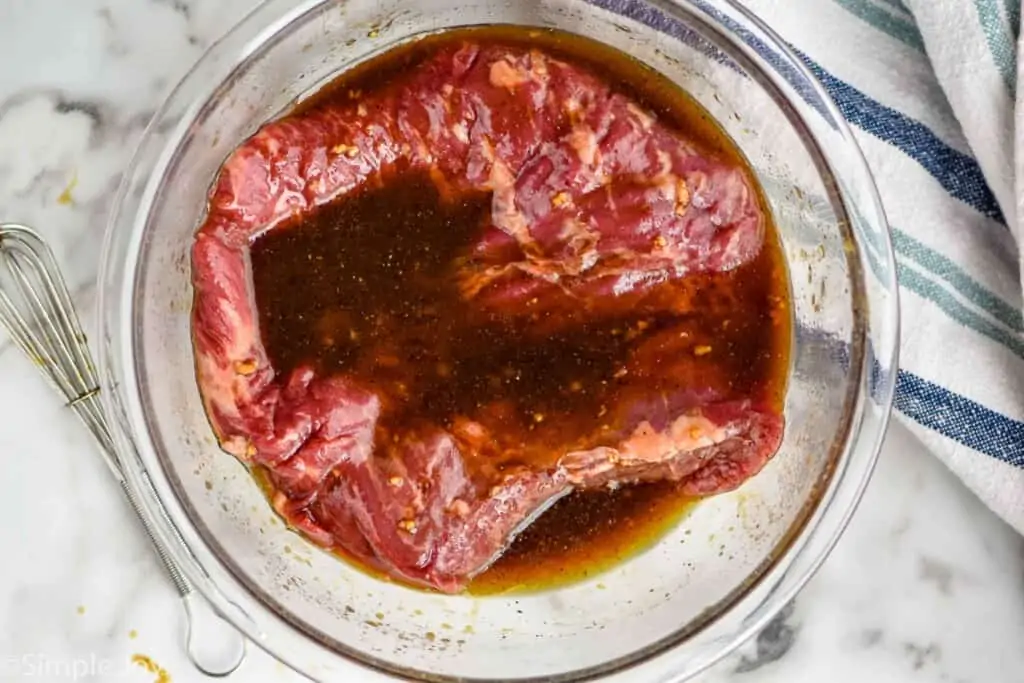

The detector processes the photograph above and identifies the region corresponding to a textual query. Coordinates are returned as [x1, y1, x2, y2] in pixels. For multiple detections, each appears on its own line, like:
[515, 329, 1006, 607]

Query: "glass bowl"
[97, 0, 898, 680]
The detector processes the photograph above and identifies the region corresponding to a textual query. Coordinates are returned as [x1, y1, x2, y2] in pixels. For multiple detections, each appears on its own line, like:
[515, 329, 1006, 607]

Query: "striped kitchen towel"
[605, 0, 1024, 533]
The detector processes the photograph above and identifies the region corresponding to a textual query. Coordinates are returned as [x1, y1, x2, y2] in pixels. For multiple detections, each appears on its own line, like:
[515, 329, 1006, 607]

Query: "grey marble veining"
[1, 1, 1023, 681]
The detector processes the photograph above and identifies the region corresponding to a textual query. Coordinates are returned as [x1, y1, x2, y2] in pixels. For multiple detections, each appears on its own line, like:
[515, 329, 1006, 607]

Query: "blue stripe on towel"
[814, 323, 1024, 469]
[807, 55, 1006, 225]
[799, 57, 1006, 225]
[585, 0, 737, 70]
[595, 0, 1007, 225]
[897, 370, 1024, 467]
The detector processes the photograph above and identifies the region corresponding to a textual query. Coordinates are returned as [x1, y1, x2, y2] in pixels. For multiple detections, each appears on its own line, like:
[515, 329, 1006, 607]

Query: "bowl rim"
[97, 0, 900, 681]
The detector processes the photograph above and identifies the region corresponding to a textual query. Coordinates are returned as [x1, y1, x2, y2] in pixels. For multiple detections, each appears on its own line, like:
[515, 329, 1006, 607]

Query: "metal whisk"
[0, 223, 246, 677]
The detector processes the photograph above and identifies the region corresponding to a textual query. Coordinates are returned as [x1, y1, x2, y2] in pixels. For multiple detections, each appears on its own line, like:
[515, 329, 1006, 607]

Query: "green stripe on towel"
[1004, 0, 1021, 40]
[973, 0, 1018, 94]
[875, 0, 911, 16]
[891, 228, 1023, 331]
[834, 0, 925, 51]
[897, 262, 1024, 358]
[855, 227, 1022, 360]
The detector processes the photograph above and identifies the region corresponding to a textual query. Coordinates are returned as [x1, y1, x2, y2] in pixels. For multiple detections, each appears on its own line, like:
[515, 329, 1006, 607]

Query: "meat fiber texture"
[191, 42, 783, 593]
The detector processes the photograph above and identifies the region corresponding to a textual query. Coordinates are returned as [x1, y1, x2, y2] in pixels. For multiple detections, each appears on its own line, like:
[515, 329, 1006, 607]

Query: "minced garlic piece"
[551, 191, 570, 208]
[675, 178, 690, 215]
[234, 359, 258, 375]
[332, 144, 359, 158]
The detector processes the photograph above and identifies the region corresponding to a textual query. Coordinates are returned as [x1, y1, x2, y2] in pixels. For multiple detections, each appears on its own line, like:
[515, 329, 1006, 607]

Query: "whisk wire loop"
[0, 224, 115, 457]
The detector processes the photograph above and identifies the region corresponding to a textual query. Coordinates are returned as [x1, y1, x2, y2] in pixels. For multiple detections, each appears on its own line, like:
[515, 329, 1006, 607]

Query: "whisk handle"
[117, 476, 191, 593]
[115, 473, 247, 678]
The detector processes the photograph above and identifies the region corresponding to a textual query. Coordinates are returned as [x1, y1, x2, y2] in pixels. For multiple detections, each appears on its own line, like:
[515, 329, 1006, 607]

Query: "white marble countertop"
[2, 1, 1023, 681]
